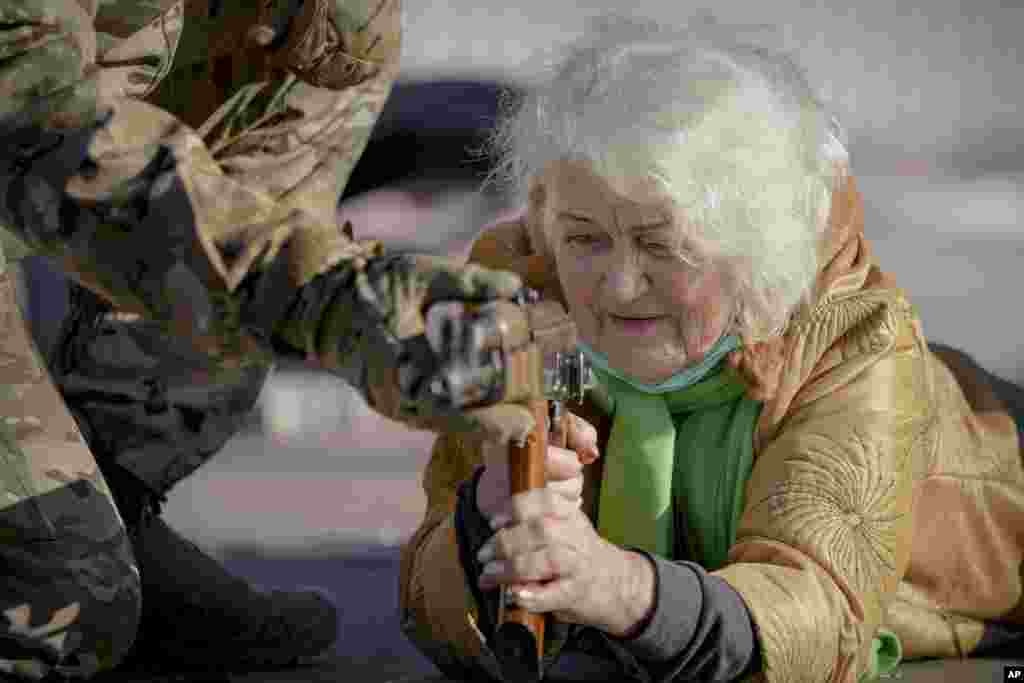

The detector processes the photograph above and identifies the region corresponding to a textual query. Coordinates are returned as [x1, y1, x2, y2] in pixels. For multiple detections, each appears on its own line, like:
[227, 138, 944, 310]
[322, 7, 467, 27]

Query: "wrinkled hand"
[358, 254, 537, 443]
[473, 415, 651, 635]
[476, 412, 599, 520]
[476, 499, 649, 636]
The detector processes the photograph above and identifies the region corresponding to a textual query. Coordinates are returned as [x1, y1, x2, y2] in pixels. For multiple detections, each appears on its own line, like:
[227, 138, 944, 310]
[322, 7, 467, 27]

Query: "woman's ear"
[519, 177, 567, 303]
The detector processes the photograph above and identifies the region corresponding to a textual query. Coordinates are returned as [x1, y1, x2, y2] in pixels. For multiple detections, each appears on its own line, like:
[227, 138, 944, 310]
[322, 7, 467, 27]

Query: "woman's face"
[537, 161, 734, 385]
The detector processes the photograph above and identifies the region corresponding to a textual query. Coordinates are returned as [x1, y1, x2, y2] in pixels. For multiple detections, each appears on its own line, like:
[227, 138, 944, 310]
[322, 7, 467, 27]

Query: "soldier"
[0, 0, 533, 680]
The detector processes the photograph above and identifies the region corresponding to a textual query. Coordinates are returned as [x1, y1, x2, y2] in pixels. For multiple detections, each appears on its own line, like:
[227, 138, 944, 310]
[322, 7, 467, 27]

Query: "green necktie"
[596, 383, 677, 557]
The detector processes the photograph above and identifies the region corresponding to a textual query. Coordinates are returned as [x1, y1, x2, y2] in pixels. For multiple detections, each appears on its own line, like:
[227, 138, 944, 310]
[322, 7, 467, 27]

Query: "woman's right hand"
[475, 412, 601, 524]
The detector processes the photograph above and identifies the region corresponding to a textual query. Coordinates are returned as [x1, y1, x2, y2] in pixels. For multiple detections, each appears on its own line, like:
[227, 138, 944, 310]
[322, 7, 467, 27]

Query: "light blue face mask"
[577, 334, 741, 395]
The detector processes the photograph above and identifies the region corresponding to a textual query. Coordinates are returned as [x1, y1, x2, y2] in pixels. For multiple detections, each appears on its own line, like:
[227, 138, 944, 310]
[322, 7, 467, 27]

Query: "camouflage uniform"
[0, 1, 527, 679]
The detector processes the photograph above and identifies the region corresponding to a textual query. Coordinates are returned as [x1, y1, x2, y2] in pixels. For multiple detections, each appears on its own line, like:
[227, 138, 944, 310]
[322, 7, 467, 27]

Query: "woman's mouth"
[608, 314, 664, 336]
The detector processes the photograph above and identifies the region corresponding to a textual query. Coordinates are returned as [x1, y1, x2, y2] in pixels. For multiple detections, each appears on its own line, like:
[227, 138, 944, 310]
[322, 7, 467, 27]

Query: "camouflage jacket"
[0, 0, 402, 376]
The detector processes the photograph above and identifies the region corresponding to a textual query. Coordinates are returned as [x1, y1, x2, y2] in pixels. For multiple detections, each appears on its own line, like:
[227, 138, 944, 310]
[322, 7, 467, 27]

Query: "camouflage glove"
[247, 0, 401, 90]
[295, 253, 538, 443]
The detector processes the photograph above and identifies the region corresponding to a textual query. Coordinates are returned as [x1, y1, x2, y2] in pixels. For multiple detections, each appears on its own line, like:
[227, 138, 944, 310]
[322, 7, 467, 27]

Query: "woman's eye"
[641, 241, 672, 255]
[566, 234, 601, 246]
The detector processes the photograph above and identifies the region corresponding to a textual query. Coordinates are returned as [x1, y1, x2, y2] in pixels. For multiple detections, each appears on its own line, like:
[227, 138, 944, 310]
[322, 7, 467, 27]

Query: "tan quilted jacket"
[398, 176, 1024, 682]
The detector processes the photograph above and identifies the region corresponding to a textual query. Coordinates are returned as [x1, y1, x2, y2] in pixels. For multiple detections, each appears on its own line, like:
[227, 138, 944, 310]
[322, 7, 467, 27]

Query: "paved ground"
[240, 656, 1024, 683]
[219, 546, 439, 682]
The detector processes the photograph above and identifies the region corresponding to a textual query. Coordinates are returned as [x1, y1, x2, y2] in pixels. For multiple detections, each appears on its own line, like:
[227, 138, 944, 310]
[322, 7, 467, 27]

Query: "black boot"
[74, 429, 338, 676]
[119, 506, 339, 675]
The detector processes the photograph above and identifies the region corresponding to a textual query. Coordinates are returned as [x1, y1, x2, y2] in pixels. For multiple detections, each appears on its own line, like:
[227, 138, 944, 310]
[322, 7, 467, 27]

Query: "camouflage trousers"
[1, 270, 269, 681]
[0, 267, 138, 681]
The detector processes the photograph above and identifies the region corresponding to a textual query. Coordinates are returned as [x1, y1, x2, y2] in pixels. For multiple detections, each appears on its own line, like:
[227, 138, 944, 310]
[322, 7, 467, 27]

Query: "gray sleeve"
[613, 552, 761, 682]
[452, 476, 760, 682]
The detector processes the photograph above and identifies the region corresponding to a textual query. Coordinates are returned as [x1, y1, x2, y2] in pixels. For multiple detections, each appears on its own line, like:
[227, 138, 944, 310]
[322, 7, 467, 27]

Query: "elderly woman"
[398, 15, 1024, 683]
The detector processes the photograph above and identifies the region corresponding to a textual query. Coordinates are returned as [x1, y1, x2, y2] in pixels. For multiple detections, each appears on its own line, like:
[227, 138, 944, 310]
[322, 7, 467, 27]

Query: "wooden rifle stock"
[495, 399, 567, 682]
[439, 293, 586, 681]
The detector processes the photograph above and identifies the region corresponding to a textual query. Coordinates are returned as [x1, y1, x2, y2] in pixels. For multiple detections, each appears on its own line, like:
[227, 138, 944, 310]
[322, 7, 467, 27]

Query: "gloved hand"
[316, 253, 538, 444]
[247, 0, 401, 90]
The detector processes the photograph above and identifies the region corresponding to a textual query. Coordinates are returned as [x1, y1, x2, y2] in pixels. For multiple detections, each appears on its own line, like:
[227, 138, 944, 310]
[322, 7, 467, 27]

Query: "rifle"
[496, 346, 594, 682]
[427, 290, 594, 682]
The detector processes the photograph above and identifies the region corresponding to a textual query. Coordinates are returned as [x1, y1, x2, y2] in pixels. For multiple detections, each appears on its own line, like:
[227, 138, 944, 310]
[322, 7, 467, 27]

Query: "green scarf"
[588, 345, 901, 679]
[592, 358, 758, 569]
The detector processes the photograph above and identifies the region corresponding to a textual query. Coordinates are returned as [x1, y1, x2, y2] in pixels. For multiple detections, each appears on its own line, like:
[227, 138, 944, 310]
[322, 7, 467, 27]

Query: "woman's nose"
[602, 249, 649, 301]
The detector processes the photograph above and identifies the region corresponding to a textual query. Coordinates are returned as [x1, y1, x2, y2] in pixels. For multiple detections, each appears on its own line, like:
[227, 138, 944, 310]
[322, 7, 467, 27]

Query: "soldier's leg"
[0, 266, 141, 681]
[51, 282, 271, 509]
[50, 282, 338, 675]
[1, 2, 141, 678]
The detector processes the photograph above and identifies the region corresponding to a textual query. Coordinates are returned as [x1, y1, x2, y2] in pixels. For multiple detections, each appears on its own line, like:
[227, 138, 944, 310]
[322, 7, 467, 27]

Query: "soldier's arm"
[3, 0, 518, 382]
[0, 0, 397, 365]
[0, 0, 536, 440]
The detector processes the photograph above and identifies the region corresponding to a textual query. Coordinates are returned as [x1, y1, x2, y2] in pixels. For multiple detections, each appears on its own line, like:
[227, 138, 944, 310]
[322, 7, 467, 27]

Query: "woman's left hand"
[476, 488, 655, 636]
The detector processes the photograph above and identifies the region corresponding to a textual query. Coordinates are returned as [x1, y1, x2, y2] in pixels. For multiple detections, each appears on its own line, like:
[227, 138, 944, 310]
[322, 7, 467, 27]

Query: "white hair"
[484, 13, 850, 340]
